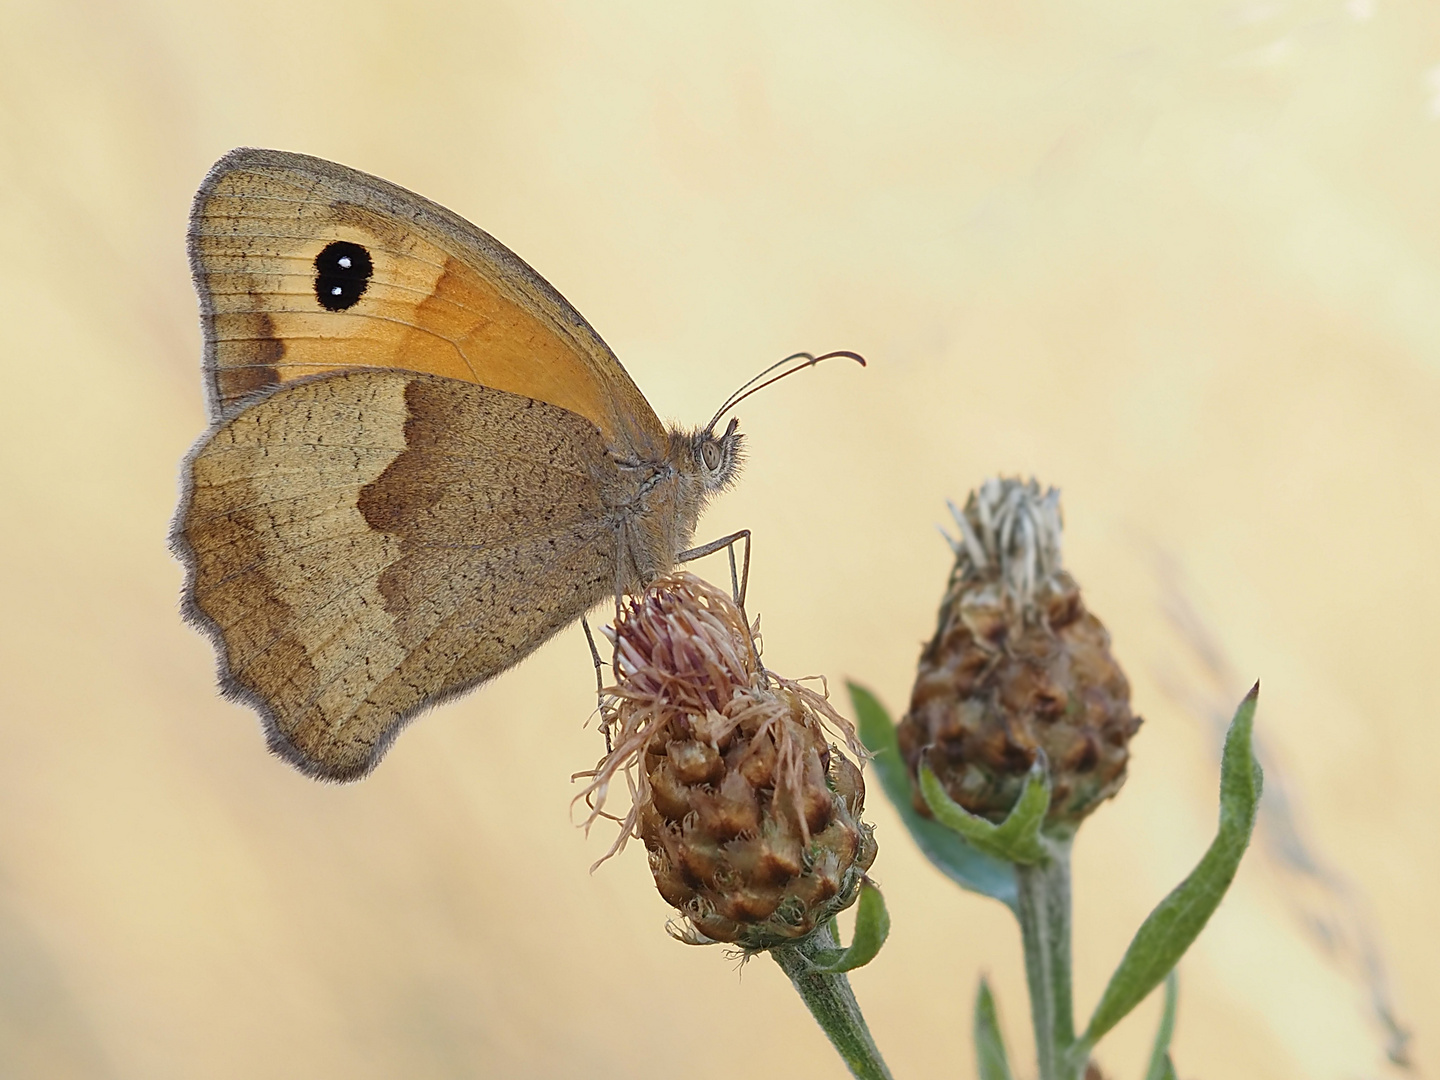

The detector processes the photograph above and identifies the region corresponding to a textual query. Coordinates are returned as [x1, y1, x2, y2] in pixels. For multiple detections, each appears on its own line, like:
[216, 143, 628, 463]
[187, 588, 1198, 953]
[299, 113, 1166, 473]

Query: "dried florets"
[577, 572, 876, 950]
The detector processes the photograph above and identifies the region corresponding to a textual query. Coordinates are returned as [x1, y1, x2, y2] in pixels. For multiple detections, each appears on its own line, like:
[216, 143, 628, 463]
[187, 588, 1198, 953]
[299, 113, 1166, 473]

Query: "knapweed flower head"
[577, 572, 877, 951]
[897, 478, 1141, 828]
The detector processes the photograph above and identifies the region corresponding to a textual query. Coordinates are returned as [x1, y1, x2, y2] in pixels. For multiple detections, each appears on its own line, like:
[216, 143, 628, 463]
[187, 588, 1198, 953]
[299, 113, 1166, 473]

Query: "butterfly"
[173, 148, 860, 781]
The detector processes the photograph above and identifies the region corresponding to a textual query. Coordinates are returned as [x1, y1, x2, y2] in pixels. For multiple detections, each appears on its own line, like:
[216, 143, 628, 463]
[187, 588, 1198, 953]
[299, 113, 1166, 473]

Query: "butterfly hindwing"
[179, 370, 623, 780]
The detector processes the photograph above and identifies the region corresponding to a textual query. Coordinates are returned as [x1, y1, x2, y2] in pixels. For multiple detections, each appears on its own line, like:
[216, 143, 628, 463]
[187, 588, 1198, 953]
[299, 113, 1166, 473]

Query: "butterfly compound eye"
[701, 440, 723, 471]
[313, 240, 373, 311]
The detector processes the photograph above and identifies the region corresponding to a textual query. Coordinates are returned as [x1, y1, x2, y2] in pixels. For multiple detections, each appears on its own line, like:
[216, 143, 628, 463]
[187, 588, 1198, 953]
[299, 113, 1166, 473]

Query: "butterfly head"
[681, 350, 865, 500]
[693, 417, 745, 495]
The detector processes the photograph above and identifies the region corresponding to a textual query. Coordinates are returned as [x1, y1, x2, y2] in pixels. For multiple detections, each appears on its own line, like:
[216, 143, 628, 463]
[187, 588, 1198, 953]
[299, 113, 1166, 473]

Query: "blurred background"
[1, 0, 1437, 1076]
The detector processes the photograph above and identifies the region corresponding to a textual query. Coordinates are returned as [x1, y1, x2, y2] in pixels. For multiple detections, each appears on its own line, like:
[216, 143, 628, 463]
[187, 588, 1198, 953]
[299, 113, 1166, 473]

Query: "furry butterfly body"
[175, 149, 742, 780]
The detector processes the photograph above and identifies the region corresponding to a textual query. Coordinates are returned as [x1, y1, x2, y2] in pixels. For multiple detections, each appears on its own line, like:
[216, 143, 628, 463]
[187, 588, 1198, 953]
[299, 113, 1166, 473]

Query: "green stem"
[771, 924, 894, 1080]
[1016, 837, 1078, 1080]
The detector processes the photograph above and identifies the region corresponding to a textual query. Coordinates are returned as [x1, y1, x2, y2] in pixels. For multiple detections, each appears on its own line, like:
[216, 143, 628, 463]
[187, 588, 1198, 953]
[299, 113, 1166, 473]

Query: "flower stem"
[1016, 836, 1078, 1080]
[771, 925, 894, 1080]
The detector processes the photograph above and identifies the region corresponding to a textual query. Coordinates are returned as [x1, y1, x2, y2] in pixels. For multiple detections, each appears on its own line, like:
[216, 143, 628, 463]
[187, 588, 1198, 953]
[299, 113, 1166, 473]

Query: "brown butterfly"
[173, 148, 860, 781]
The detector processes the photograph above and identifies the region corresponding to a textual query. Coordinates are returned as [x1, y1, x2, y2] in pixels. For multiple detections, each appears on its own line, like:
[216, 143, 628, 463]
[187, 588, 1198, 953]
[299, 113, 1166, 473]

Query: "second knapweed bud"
[897, 479, 1141, 829]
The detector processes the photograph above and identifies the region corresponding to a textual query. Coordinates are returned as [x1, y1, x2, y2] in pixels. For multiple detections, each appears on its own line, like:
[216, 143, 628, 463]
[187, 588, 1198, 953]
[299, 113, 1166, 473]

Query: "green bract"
[919, 758, 1053, 866]
[808, 884, 891, 974]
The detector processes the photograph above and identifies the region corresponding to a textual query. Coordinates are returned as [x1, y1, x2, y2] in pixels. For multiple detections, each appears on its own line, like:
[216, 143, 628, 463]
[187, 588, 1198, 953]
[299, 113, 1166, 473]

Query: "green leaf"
[808, 884, 891, 974]
[847, 683, 1017, 910]
[973, 976, 1015, 1080]
[1143, 971, 1179, 1080]
[919, 759, 1051, 866]
[1079, 684, 1263, 1050]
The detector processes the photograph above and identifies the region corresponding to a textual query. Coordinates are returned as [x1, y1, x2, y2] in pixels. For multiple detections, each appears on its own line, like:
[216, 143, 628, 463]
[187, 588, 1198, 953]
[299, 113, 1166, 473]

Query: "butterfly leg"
[580, 615, 614, 754]
[677, 529, 751, 607]
[677, 530, 769, 688]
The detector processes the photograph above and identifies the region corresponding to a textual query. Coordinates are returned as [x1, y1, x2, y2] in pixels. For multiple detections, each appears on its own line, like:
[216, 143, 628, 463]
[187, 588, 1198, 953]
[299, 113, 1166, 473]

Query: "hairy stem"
[1017, 838, 1078, 1080]
[771, 925, 894, 1080]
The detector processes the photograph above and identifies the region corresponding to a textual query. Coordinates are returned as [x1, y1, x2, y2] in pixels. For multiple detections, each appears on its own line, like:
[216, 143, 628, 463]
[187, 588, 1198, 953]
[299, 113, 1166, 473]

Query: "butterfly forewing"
[189, 148, 666, 456]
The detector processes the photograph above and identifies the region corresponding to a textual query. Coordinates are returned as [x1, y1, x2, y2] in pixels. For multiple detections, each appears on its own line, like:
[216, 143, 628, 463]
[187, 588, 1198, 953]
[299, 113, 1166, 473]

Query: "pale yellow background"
[0, 1, 1435, 1077]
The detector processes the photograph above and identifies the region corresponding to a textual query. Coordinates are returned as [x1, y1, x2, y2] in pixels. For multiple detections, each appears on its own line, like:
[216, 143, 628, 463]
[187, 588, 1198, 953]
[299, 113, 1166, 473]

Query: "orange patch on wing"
[191, 153, 666, 454]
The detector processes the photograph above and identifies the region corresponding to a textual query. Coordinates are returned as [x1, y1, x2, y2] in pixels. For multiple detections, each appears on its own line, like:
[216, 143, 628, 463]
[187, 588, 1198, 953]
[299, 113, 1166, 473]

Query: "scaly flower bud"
[897, 479, 1141, 828]
[578, 572, 876, 950]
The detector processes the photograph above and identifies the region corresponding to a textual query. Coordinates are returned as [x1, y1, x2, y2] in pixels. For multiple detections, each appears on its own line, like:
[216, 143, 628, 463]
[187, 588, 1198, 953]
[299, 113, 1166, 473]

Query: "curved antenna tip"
[813, 349, 867, 367]
[704, 348, 867, 432]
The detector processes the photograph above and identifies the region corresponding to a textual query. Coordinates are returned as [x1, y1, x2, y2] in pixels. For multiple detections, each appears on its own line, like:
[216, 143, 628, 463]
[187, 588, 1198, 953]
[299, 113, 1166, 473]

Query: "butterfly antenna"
[704, 350, 866, 433]
[706, 352, 809, 429]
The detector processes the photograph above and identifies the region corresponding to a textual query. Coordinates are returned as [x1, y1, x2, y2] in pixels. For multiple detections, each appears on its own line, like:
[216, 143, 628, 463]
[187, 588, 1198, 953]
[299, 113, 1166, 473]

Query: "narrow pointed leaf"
[1143, 971, 1179, 1080]
[808, 884, 891, 973]
[973, 977, 1015, 1080]
[919, 759, 1051, 865]
[848, 683, 1017, 910]
[1081, 685, 1263, 1048]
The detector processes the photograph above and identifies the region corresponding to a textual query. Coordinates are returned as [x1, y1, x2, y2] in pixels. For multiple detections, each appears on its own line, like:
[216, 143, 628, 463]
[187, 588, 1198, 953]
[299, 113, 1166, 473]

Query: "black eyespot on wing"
[314, 241, 373, 312]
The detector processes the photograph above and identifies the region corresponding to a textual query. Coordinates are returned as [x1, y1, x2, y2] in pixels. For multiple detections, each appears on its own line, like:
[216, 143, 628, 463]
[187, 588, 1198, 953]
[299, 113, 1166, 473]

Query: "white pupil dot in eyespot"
[337, 256, 352, 269]
[331, 286, 343, 295]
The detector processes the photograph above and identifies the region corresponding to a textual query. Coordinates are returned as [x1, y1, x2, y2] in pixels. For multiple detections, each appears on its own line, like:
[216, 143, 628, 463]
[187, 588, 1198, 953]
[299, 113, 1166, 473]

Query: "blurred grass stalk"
[1156, 556, 1413, 1068]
